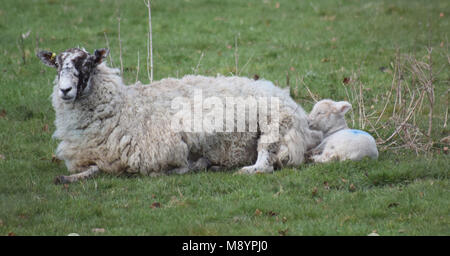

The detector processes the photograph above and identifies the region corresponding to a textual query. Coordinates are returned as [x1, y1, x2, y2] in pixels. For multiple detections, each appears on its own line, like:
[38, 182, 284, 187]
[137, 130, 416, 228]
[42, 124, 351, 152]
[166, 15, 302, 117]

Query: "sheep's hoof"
[54, 175, 68, 185]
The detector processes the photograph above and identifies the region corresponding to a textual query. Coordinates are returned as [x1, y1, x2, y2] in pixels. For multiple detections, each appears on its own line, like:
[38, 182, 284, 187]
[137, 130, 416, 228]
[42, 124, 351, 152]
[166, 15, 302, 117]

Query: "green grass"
[0, 0, 449, 235]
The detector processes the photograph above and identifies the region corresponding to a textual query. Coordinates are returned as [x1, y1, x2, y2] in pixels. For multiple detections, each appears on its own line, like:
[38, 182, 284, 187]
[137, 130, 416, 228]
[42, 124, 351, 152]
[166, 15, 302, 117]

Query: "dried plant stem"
[103, 32, 114, 67]
[144, 0, 154, 83]
[444, 106, 448, 129]
[444, 89, 449, 129]
[135, 49, 140, 83]
[365, 116, 382, 142]
[382, 90, 425, 144]
[240, 52, 255, 76]
[17, 36, 26, 64]
[234, 33, 240, 75]
[35, 31, 39, 53]
[118, 16, 124, 75]
[286, 71, 290, 87]
[426, 47, 435, 137]
[358, 81, 366, 129]
[341, 83, 355, 127]
[194, 51, 205, 74]
[302, 80, 318, 102]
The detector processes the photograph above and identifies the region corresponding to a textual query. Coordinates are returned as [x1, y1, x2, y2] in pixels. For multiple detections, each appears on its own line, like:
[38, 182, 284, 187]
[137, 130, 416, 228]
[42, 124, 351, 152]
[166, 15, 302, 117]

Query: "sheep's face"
[308, 99, 352, 133]
[37, 48, 109, 103]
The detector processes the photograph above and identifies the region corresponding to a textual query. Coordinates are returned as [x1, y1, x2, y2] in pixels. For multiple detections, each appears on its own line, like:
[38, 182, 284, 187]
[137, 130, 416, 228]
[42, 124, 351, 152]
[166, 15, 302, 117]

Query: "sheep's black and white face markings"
[37, 48, 109, 103]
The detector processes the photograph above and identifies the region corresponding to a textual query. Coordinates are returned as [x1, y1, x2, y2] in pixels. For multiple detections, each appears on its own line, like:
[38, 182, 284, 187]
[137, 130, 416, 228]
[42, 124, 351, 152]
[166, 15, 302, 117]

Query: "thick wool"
[52, 63, 319, 175]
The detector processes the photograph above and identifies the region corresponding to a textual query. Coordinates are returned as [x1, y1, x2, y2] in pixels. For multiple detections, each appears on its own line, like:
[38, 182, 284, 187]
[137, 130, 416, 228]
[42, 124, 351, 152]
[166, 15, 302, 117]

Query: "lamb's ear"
[93, 48, 109, 65]
[37, 50, 57, 68]
[333, 101, 352, 115]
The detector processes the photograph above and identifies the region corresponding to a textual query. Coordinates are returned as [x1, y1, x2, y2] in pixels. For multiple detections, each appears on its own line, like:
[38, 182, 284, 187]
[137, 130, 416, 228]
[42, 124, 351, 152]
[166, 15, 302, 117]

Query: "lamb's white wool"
[308, 99, 378, 162]
[38, 48, 321, 182]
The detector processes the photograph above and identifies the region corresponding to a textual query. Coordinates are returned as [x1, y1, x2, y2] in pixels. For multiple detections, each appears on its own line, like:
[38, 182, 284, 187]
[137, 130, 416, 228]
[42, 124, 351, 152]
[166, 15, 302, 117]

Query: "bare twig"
[144, 0, 154, 83]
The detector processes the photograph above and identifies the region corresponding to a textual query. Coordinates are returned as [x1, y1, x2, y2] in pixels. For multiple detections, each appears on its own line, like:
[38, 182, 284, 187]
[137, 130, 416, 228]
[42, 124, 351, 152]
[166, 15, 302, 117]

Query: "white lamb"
[37, 47, 322, 183]
[307, 99, 379, 162]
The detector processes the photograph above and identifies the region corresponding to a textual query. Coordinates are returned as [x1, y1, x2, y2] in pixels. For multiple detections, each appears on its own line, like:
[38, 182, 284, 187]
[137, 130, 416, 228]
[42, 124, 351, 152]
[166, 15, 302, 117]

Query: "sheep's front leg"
[54, 165, 100, 184]
[238, 149, 274, 174]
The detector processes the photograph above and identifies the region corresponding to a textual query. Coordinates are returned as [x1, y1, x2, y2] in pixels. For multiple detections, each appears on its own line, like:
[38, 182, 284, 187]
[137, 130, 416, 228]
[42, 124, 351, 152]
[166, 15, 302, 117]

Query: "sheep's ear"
[37, 50, 57, 68]
[333, 101, 352, 115]
[93, 48, 109, 65]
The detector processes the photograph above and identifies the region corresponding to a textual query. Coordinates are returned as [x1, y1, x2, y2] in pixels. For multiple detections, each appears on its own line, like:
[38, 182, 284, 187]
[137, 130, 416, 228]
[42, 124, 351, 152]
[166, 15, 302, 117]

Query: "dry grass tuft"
[303, 46, 448, 155]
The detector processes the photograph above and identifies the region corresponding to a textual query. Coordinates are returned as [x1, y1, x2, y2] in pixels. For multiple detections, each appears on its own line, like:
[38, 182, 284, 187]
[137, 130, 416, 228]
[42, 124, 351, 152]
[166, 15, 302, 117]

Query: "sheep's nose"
[60, 87, 72, 95]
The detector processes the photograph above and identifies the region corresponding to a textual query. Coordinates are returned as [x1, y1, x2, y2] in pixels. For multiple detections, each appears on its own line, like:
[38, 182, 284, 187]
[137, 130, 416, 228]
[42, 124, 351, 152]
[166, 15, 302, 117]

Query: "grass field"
[0, 0, 449, 235]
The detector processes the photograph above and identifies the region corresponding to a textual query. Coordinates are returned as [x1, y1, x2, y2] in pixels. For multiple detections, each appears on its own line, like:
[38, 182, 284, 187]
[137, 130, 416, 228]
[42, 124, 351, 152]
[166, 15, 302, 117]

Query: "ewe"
[307, 99, 378, 162]
[37, 47, 321, 183]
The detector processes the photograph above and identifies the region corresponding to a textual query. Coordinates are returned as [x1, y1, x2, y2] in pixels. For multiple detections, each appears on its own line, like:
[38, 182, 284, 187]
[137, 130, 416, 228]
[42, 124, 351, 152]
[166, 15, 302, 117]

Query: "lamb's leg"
[54, 165, 100, 184]
[189, 157, 210, 171]
[311, 150, 339, 163]
[306, 139, 327, 159]
[209, 165, 226, 172]
[168, 157, 211, 175]
[168, 166, 190, 175]
[238, 148, 274, 174]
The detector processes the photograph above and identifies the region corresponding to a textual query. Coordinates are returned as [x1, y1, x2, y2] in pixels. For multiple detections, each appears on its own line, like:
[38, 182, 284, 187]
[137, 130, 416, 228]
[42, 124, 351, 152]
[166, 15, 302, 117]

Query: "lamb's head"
[307, 99, 352, 136]
[37, 48, 109, 103]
